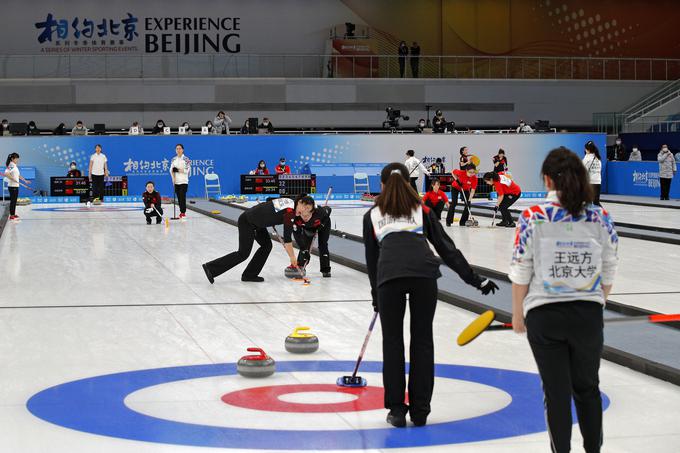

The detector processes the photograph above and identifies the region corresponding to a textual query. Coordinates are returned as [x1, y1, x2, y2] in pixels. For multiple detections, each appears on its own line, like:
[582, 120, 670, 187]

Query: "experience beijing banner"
[0, 133, 605, 199]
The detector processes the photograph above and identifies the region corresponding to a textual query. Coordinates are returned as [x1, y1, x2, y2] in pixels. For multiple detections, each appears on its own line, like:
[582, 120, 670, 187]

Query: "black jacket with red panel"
[142, 190, 162, 209]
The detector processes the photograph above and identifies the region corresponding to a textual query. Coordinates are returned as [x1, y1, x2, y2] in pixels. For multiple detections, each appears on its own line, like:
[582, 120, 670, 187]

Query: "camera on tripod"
[383, 106, 410, 129]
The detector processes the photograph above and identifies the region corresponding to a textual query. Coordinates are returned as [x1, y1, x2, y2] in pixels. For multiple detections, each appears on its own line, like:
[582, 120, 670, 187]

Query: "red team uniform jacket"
[422, 190, 449, 206]
[493, 173, 521, 196]
[451, 169, 478, 192]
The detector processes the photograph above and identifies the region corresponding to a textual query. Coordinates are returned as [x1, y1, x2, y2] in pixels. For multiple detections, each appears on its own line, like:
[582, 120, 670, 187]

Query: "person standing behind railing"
[214, 111, 232, 135]
[398, 41, 408, 78]
[409, 41, 421, 78]
[658, 144, 676, 200]
[583, 141, 602, 206]
[628, 146, 642, 161]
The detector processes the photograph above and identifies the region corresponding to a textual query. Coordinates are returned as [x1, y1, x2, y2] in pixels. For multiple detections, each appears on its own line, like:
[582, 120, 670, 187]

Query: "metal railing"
[0, 53, 679, 80]
[594, 113, 680, 134]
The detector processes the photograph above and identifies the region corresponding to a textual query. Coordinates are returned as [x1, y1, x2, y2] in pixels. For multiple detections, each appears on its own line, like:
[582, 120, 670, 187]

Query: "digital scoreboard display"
[51, 176, 128, 201]
[241, 174, 316, 195]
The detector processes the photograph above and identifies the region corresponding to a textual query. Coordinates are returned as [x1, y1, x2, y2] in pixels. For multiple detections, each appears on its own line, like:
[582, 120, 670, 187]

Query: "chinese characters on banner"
[35, 13, 138, 49]
[124, 158, 170, 175]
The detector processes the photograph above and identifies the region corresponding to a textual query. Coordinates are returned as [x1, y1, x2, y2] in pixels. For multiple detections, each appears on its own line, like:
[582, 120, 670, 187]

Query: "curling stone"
[285, 326, 319, 354]
[284, 265, 305, 279]
[237, 347, 276, 378]
[92, 198, 102, 206]
[236, 195, 248, 203]
[16, 198, 32, 206]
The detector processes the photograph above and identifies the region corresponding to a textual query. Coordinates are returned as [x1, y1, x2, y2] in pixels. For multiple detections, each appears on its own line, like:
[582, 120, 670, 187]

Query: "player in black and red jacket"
[421, 178, 449, 220]
[293, 205, 332, 277]
[446, 164, 478, 227]
[202, 195, 315, 283]
[142, 181, 163, 224]
[363, 163, 498, 428]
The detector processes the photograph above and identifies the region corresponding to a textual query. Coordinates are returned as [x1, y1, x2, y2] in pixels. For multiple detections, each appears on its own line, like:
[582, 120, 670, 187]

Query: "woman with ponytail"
[363, 162, 498, 428]
[509, 147, 619, 453]
[583, 140, 602, 205]
[4, 152, 30, 221]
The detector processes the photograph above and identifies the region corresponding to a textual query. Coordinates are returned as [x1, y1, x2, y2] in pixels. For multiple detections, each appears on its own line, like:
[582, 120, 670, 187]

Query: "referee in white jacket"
[404, 149, 430, 193]
[509, 147, 618, 453]
[170, 144, 191, 219]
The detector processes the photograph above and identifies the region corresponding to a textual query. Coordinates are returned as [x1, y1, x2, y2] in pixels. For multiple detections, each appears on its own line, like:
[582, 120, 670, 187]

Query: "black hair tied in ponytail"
[5, 152, 19, 167]
[376, 162, 421, 218]
[541, 147, 594, 217]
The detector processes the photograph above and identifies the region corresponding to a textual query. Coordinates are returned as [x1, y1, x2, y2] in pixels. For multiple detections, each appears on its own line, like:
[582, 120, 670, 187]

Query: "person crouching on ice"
[201, 194, 315, 283]
[421, 178, 449, 220]
[142, 181, 163, 225]
[293, 203, 332, 277]
[483, 172, 522, 227]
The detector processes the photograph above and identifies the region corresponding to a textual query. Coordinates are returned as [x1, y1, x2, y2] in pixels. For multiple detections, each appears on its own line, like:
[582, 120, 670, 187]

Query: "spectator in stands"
[128, 121, 144, 135]
[240, 119, 251, 135]
[493, 149, 508, 172]
[213, 111, 232, 135]
[67, 161, 82, 178]
[0, 119, 9, 136]
[152, 119, 167, 135]
[398, 41, 408, 78]
[583, 141, 602, 206]
[71, 121, 87, 136]
[180, 122, 192, 135]
[432, 110, 446, 133]
[610, 136, 627, 161]
[675, 150, 680, 164]
[459, 147, 471, 170]
[429, 157, 445, 174]
[27, 121, 39, 136]
[258, 118, 275, 134]
[53, 123, 66, 135]
[410, 41, 421, 78]
[275, 157, 291, 175]
[629, 146, 642, 161]
[413, 118, 426, 133]
[658, 144, 676, 200]
[204, 120, 216, 134]
[250, 160, 269, 175]
[516, 119, 534, 133]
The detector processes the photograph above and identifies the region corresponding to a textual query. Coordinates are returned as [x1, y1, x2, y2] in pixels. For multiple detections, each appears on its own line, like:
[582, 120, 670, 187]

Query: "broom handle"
[352, 311, 379, 378]
[487, 313, 680, 331]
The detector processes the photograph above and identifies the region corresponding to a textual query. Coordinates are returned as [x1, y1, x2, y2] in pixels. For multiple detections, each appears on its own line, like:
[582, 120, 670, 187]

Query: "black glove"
[371, 289, 378, 312]
[478, 279, 499, 296]
[299, 249, 311, 265]
[172, 167, 179, 173]
[493, 206, 499, 213]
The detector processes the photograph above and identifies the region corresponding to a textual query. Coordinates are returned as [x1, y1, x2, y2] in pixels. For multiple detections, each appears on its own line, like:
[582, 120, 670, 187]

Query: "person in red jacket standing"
[275, 157, 291, 175]
[422, 178, 449, 220]
[446, 164, 477, 227]
[483, 172, 522, 227]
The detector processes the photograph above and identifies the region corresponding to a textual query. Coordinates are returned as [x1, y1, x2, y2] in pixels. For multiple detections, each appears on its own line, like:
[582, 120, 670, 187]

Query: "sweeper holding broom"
[362, 162, 498, 428]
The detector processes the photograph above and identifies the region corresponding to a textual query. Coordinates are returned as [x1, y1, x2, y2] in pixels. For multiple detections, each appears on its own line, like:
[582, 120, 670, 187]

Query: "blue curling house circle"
[26, 360, 609, 450]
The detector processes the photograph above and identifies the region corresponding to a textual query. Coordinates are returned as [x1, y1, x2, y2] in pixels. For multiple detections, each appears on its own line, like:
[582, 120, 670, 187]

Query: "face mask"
[663, 147, 669, 152]
[520, 123, 525, 127]
[264, 122, 269, 126]
[70, 165, 76, 170]
[280, 161, 285, 166]
[633, 148, 638, 152]
[616, 140, 621, 144]
[157, 124, 162, 127]
[419, 122, 425, 127]
[259, 163, 265, 168]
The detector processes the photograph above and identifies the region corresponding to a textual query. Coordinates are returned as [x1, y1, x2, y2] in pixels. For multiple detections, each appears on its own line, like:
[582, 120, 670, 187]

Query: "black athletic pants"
[526, 301, 604, 453]
[91, 174, 105, 201]
[591, 184, 601, 205]
[378, 277, 438, 420]
[499, 192, 521, 224]
[175, 184, 188, 213]
[294, 223, 331, 273]
[409, 177, 419, 193]
[399, 57, 406, 77]
[204, 213, 272, 278]
[660, 178, 672, 200]
[424, 199, 445, 220]
[8, 186, 18, 215]
[410, 57, 419, 78]
[446, 189, 471, 226]
[145, 206, 163, 223]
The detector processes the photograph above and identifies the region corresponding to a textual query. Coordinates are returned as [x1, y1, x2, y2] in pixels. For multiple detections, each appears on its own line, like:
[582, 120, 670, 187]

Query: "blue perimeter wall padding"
[0, 134, 605, 198]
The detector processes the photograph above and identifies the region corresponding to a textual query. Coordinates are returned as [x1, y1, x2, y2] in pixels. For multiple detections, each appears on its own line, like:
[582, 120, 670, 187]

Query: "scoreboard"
[51, 176, 128, 201]
[241, 174, 316, 195]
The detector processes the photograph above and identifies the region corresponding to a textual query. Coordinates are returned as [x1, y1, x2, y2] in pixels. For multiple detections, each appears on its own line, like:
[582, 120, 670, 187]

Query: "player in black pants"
[202, 195, 316, 283]
[363, 163, 499, 428]
[142, 181, 163, 224]
[293, 205, 332, 277]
